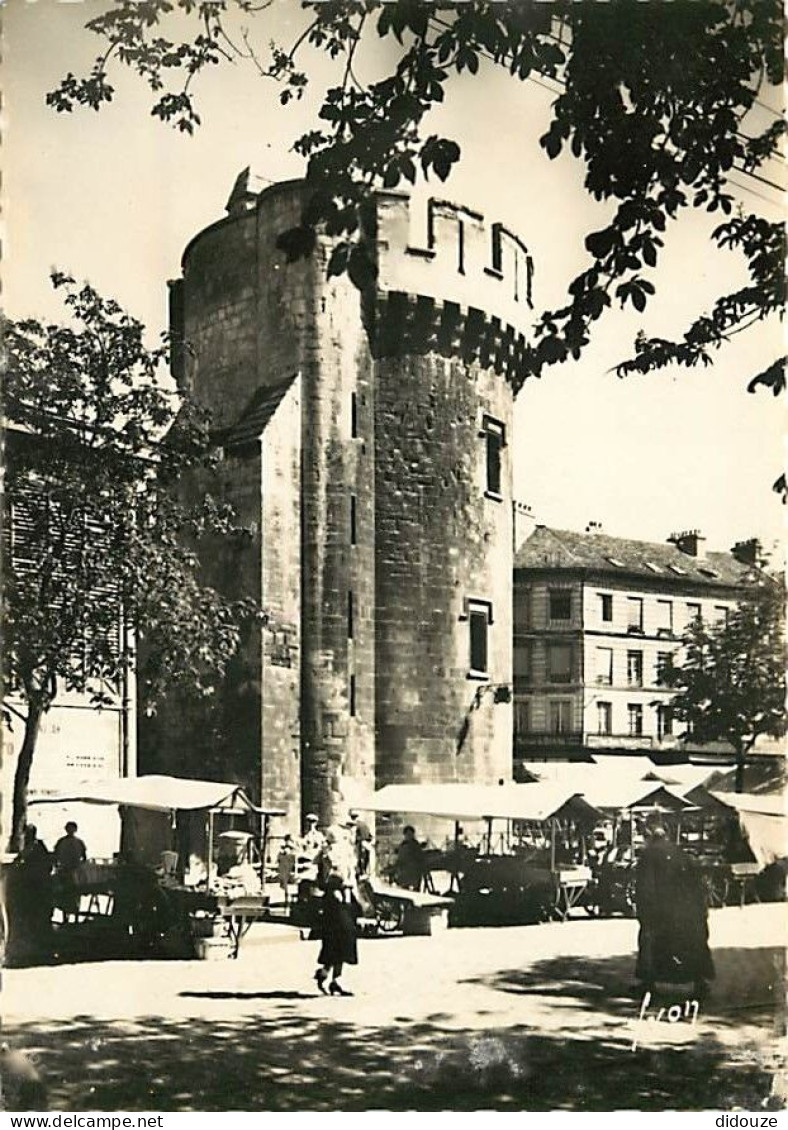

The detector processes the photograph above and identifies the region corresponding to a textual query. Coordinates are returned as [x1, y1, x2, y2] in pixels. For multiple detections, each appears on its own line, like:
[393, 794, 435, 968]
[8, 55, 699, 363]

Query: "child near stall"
[277, 834, 297, 907]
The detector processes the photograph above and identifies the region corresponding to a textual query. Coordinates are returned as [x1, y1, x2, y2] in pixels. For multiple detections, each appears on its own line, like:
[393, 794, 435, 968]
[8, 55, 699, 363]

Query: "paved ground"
[1, 904, 784, 1111]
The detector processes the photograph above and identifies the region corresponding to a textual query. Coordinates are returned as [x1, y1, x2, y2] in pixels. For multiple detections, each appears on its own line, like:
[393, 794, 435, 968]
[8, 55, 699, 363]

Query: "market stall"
[361, 782, 603, 926]
[29, 775, 284, 959]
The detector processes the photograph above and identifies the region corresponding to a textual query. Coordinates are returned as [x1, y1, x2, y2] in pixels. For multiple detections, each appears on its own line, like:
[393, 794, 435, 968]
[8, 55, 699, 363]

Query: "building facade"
[513, 525, 765, 765]
[1, 426, 134, 852]
[151, 174, 534, 830]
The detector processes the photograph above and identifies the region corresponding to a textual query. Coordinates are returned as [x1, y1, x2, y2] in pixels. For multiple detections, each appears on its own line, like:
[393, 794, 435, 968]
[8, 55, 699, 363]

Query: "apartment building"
[513, 525, 765, 762]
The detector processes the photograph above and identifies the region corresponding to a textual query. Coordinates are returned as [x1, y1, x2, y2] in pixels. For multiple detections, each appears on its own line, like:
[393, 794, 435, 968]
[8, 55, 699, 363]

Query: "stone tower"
[165, 176, 533, 830]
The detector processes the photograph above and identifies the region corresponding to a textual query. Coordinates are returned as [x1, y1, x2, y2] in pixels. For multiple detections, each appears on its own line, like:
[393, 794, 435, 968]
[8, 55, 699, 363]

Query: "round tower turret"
[169, 178, 533, 828]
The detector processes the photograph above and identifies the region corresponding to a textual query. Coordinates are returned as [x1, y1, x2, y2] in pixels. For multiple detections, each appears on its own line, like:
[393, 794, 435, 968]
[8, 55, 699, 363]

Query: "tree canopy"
[3, 273, 260, 847]
[662, 582, 786, 786]
[48, 1, 784, 426]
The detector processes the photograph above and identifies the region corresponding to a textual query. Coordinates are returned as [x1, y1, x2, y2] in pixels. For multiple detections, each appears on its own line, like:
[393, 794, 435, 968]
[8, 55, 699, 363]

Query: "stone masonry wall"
[170, 179, 528, 829]
[260, 377, 302, 827]
[179, 182, 377, 829]
[373, 349, 513, 787]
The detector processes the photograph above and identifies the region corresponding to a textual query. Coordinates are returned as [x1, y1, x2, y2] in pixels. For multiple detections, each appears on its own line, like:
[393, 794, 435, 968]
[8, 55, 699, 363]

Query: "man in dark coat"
[635, 823, 714, 996]
[53, 821, 87, 921]
[394, 826, 425, 891]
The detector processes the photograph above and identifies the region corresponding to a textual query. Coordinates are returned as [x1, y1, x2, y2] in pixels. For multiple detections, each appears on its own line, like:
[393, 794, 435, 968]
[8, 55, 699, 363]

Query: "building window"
[514, 640, 531, 687]
[351, 392, 359, 438]
[599, 593, 613, 622]
[627, 650, 643, 687]
[548, 643, 573, 684]
[595, 646, 613, 686]
[347, 590, 354, 639]
[514, 699, 530, 735]
[349, 494, 357, 546]
[514, 585, 530, 629]
[656, 651, 672, 685]
[686, 602, 702, 627]
[597, 701, 612, 736]
[349, 674, 356, 718]
[714, 605, 730, 628]
[627, 597, 644, 634]
[627, 703, 644, 737]
[481, 416, 505, 497]
[549, 589, 572, 623]
[466, 599, 493, 677]
[656, 599, 673, 637]
[549, 699, 572, 735]
[657, 704, 673, 739]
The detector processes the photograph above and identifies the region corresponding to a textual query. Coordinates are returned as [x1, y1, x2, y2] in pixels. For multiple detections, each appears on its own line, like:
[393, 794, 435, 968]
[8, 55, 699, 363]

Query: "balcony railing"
[515, 732, 584, 747]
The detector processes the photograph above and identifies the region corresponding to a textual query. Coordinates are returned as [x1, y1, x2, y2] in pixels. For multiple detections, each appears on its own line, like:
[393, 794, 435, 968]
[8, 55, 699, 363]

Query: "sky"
[3, 0, 786, 558]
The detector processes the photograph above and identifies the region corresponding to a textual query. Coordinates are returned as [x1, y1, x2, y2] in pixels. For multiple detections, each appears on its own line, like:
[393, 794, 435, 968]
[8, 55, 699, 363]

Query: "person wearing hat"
[300, 814, 325, 864]
[314, 825, 360, 996]
[635, 819, 714, 998]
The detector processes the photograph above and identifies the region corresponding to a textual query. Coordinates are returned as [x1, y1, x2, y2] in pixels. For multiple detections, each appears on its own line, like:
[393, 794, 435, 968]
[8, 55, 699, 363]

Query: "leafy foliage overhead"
[4, 273, 261, 844]
[48, 0, 785, 403]
[5, 272, 259, 716]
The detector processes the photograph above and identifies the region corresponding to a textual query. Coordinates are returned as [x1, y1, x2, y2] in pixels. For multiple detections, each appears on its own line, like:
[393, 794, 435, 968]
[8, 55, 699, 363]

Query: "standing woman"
[314, 826, 359, 997]
[635, 821, 714, 998]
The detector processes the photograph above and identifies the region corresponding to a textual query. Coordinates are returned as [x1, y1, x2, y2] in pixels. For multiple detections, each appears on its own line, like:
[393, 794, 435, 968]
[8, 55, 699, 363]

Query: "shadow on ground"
[467, 946, 786, 1028]
[2, 994, 781, 1113]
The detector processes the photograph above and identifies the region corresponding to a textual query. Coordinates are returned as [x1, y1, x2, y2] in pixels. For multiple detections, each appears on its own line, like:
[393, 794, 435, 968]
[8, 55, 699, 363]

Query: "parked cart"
[358, 877, 453, 935]
[360, 782, 604, 927]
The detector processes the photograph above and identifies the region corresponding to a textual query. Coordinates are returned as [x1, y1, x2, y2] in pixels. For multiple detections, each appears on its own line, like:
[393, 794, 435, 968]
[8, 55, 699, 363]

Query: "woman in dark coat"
[314, 827, 359, 997]
[635, 823, 715, 995]
[5, 825, 53, 966]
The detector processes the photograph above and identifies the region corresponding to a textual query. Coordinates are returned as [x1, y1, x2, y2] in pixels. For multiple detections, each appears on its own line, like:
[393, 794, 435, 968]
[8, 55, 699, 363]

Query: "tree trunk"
[10, 699, 44, 851]
[734, 745, 746, 795]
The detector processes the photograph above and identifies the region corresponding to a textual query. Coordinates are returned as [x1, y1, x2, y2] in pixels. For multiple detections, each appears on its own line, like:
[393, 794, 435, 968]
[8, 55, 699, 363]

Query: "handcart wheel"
[376, 899, 404, 934]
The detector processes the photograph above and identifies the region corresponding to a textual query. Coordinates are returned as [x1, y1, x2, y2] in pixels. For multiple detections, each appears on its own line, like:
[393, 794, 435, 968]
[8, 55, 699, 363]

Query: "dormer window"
[606, 557, 625, 568]
[644, 562, 661, 573]
[668, 564, 687, 576]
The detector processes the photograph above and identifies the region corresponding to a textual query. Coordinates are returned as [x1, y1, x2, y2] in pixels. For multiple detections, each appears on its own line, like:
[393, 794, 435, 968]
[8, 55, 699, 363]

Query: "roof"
[709, 792, 786, 865]
[515, 525, 760, 589]
[704, 759, 786, 796]
[218, 375, 298, 448]
[709, 792, 785, 818]
[30, 774, 285, 815]
[520, 759, 695, 811]
[359, 782, 602, 824]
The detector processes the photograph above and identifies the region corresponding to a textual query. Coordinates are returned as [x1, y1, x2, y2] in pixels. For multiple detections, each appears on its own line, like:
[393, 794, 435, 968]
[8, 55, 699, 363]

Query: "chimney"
[731, 538, 762, 567]
[225, 166, 269, 216]
[585, 520, 603, 535]
[513, 501, 536, 549]
[668, 530, 707, 558]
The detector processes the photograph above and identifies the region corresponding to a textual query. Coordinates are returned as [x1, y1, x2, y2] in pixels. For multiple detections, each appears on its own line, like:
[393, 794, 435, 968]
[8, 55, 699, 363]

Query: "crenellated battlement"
[375, 193, 534, 341]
